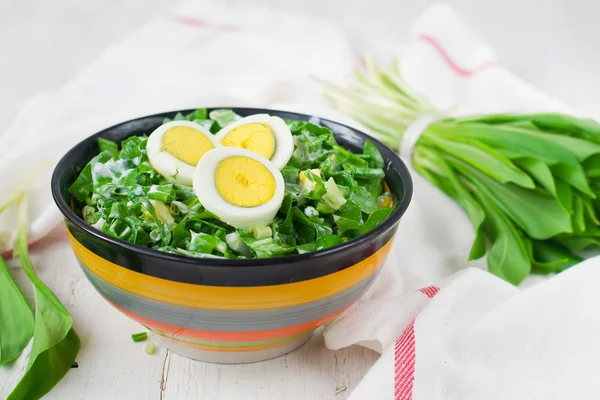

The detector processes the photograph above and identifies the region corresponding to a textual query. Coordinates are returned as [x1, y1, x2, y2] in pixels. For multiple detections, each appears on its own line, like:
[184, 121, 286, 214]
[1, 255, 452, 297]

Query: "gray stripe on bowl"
[80, 261, 381, 332]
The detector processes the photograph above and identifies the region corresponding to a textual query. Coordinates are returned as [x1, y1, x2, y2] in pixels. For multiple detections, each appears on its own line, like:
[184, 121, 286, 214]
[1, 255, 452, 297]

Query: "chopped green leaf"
[98, 138, 119, 156]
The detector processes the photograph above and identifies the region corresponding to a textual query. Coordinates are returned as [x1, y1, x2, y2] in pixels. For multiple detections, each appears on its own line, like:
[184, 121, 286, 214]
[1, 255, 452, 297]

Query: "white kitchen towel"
[323, 5, 600, 399]
[327, 261, 600, 400]
[1, 2, 597, 400]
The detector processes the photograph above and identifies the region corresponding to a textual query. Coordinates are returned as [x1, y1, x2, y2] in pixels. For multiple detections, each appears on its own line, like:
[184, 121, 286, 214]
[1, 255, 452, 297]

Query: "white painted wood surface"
[1, 0, 599, 398]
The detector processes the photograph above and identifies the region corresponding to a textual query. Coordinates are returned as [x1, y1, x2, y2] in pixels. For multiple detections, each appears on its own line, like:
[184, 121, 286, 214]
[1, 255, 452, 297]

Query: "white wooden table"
[1, 0, 599, 398]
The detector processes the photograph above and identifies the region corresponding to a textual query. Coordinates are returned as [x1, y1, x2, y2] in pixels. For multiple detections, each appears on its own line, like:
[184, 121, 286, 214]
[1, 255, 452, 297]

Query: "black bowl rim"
[51, 107, 413, 269]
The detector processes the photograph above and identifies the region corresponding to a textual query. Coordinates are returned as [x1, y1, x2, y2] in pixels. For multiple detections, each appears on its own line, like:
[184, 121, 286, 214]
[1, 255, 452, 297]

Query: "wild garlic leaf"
[550, 163, 595, 197]
[513, 157, 556, 196]
[422, 134, 535, 189]
[0, 257, 34, 366]
[470, 185, 531, 285]
[425, 149, 486, 261]
[8, 197, 79, 400]
[451, 158, 572, 240]
[531, 240, 582, 274]
[430, 123, 582, 168]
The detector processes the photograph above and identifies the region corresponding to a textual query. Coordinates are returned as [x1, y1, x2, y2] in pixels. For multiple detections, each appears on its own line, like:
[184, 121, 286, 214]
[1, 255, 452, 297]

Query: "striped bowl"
[51, 108, 413, 364]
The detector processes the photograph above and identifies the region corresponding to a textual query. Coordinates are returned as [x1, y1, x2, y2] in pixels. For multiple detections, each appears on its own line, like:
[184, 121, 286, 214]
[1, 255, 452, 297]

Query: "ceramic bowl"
[51, 108, 412, 364]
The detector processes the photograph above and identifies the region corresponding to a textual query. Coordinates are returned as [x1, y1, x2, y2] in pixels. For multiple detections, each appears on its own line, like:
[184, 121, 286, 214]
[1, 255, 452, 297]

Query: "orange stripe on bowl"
[69, 232, 392, 311]
[109, 300, 349, 342]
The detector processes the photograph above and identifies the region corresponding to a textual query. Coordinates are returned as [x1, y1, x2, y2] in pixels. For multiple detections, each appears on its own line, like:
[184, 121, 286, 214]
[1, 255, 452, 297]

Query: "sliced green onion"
[91, 193, 101, 204]
[131, 332, 147, 342]
[82, 206, 95, 223]
[149, 199, 175, 229]
[216, 241, 228, 254]
[147, 184, 176, 203]
[144, 341, 156, 355]
[226, 232, 252, 257]
[252, 226, 272, 239]
[322, 178, 347, 210]
[91, 218, 105, 231]
[250, 238, 274, 248]
[170, 200, 189, 215]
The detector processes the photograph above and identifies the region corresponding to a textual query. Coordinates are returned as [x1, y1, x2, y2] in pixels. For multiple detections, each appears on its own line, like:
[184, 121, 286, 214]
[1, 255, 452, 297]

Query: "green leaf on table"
[0, 256, 34, 366]
[8, 196, 80, 400]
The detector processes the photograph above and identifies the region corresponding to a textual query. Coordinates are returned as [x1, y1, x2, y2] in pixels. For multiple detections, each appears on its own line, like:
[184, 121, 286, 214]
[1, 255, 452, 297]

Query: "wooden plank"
[162, 330, 377, 400]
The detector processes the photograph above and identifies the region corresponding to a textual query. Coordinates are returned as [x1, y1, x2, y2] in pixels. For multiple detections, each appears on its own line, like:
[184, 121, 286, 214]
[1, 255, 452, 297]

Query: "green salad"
[69, 109, 395, 259]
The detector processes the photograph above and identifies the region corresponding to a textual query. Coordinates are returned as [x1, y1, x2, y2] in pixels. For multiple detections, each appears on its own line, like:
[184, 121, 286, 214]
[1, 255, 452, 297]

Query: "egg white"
[214, 114, 294, 170]
[192, 147, 285, 231]
[146, 121, 220, 186]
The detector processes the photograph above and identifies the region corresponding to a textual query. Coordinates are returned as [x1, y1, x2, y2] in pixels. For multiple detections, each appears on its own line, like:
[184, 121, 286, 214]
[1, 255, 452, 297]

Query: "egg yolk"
[221, 123, 276, 160]
[214, 156, 276, 207]
[162, 126, 215, 165]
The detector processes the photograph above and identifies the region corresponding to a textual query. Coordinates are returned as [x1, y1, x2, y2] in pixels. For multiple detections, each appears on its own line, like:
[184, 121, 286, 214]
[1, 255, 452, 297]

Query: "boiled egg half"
[215, 114, 293, 170]
[193, 147, 285, 230]
[146, 121, 220, 186]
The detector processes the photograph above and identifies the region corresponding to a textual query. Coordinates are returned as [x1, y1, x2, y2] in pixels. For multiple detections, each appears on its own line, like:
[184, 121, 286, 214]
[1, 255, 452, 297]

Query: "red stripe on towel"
[394, 286, 440, 400]
[394, 320, 415, 400]
[171, 16, 239, 32]
[419, 286, 440, 298]
[417, 34, 499, 77]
